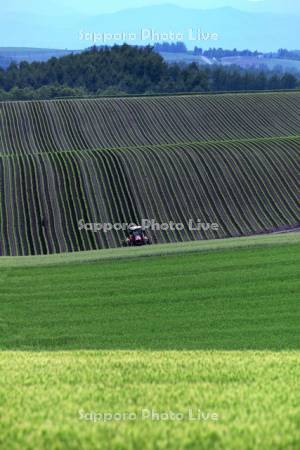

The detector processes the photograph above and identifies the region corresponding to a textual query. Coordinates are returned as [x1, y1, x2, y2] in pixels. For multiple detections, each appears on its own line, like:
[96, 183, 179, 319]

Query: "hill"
[221, 56, 300, 72]
[0, 91, 299, 256]
[1, 46, 298, 100]
[0, 47, 80, 69]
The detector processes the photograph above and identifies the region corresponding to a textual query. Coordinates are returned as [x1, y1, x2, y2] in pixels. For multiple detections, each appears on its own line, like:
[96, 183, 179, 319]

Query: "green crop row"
[0, 91, 300, 155]
[0, 136, 298, 255]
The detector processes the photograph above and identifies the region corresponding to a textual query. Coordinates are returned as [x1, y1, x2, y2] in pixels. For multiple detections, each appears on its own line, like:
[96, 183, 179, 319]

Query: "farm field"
[150, 53, 300, 72]
[0, 47, 79, 69]
[221, 56, 300, 72]
[1, 92, 300, 155]
[1, 234, 300, 450]
[0, 231, 298, 268]
[159, 51, 211, 65]
[0, 91, 299, 255]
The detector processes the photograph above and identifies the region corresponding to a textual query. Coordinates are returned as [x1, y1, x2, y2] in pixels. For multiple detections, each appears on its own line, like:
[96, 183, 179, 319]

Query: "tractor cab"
[124, 225, 151, 246]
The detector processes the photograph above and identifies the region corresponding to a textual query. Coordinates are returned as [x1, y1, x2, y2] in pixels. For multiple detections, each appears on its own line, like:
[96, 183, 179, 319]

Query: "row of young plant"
[0, 137, 298, 255]
[0, 92, 300, 155]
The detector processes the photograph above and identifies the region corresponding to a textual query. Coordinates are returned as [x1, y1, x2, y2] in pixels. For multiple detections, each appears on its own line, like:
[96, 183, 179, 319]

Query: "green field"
[1, 234, 300, 449]
[1, 91, 299, 255]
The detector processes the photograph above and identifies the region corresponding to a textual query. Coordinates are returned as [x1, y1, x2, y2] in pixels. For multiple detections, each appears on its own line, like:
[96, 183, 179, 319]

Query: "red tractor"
[124, 226, 151, 247]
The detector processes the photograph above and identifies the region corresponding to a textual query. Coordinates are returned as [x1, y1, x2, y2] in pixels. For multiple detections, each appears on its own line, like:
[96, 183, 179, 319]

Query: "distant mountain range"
[2, 0, 300, 16]
[0, 4, 299, 51]
[189, 0, 300, 15]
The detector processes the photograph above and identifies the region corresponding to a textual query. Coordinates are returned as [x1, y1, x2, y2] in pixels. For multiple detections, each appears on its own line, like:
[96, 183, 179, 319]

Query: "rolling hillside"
[1, 92, 299, 154]
[0, 92, 299, 255]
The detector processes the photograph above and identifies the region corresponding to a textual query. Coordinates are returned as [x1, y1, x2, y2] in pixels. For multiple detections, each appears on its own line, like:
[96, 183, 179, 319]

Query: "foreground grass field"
[0, 234, 300, 449]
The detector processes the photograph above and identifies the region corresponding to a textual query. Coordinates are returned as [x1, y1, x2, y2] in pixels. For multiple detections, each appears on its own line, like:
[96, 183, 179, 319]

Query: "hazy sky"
[1, 0, 298, 49]
[3, 0, 264, 15]
[4, 0, 300, 16]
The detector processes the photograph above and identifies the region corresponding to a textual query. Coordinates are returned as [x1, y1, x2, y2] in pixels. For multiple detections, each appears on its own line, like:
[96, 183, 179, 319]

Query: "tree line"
[0, 45, 298, 101]
[154, 43, 300, 60]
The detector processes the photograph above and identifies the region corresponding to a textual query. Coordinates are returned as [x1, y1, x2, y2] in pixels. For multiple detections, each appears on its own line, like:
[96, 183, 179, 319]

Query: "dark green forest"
[0, 44, 299, 100]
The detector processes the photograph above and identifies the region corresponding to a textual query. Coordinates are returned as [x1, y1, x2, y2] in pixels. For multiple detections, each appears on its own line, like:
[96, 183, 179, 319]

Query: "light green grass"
[0, 232, 299, 268]
[0, 235, 300, 449]
[1, 351, 300, 450]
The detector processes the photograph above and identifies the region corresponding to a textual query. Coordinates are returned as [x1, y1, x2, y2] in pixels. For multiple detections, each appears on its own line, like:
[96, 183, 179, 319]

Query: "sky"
[0, 1, 274, 15]
[1, 0, 298, 50]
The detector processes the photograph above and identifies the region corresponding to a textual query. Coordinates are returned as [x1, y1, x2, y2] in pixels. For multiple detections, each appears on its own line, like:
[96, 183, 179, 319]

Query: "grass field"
[1, 234, 300, 449]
